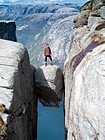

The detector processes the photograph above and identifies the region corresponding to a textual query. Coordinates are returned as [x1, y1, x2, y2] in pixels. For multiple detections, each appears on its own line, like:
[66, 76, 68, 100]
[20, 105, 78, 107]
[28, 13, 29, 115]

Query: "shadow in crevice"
[36, 85, 61, 107]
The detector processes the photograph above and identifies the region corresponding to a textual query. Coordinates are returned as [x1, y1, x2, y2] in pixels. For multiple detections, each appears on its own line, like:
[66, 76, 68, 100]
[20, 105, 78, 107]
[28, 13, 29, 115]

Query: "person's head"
[45, 43, 49, 47]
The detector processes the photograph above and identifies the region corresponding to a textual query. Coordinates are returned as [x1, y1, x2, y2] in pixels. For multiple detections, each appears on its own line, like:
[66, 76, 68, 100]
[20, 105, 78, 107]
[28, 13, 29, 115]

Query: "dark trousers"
[45, 55, 52, 62]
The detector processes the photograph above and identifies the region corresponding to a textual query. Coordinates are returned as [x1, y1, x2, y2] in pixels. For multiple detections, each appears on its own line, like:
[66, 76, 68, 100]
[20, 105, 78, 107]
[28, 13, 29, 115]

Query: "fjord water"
[37, 97, 65, 140]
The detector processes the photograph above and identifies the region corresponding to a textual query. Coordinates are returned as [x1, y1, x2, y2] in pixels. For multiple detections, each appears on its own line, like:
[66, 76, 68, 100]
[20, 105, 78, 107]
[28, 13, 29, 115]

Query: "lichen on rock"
[0, 116, 7, 136]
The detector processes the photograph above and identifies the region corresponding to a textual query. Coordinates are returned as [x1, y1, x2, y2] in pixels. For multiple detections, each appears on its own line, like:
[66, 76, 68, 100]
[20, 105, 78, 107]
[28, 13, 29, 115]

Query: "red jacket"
[44, 47, 51, 56]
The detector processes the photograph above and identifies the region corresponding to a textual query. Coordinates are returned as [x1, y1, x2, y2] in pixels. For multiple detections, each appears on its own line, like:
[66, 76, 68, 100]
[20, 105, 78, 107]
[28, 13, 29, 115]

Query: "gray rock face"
[64, 21, 105, 140]
[0, 39, 37, 140]
[0, 21, 17, 42]
[35, 65, 64, 107]
[88, 16, 104, 30]
[100, 6, 105, 19]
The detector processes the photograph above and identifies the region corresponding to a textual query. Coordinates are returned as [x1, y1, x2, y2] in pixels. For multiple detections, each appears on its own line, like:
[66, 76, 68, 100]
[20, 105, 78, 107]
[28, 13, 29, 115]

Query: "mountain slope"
[0, 4, 80, 68]
[0, 0, 88, 5]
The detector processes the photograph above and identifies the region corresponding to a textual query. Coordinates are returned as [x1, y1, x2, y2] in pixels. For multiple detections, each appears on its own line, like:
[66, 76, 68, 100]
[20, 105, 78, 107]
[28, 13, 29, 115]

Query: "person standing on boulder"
[44, 43, 53, 66]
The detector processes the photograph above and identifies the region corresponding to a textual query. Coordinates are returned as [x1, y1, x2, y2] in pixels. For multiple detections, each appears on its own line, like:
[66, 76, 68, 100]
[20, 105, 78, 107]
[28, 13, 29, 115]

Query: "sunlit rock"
[0, 39, 37, 140]
[100, 6, 105, 19]
[64, 22, 105, 139]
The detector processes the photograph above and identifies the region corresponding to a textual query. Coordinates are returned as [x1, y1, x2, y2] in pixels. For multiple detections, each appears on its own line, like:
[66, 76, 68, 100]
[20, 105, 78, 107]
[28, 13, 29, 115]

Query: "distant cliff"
[0, 4, 80, 68]
[64, 0, 105, 139]
[0, 21, 17, 41]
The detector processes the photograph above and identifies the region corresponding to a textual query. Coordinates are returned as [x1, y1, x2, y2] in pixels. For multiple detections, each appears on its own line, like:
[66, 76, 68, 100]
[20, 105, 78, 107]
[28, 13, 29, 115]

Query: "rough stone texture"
[75, 0, 105, 30]
[90, 9, 100, 16]
[92, 1, 103, 11]
[93, 0, 102, 5]
[100, 6, 105, 19]
[0, 21, 17, 42]
[81, 1, 93, 11]
[35, 65, 64, 107]
[88, 20, 105, 31]
[0, 39, 37, 140]
[87, 16, 104, 30]
[64, 26, 89, 131]
[64, 22, 105, 140]
[73, 10, 90, 28]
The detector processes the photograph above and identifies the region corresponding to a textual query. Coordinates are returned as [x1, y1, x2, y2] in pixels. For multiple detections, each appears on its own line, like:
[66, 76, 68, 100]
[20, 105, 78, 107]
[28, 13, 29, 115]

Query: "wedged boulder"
[35, 65, 64, 107]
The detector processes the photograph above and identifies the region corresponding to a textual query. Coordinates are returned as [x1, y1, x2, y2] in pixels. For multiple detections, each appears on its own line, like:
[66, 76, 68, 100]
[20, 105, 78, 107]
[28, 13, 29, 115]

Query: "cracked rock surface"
[64, 23, 105, 140]
[0, 39, 37, 140]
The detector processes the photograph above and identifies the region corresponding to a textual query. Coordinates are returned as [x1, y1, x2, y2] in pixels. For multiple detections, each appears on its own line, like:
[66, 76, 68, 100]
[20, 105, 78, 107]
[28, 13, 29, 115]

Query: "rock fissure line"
[70, 41, 98, 74]
[0, 64, 18, 68]
[0, 86, 13, 90]
[0, 93, 36, 139]
[5, 97, 32, 124]
[84, 117, 99, 136]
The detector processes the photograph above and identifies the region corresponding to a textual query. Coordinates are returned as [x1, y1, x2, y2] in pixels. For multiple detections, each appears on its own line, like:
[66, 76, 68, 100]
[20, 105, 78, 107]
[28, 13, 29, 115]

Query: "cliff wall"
[64, 0, 105, 139]
[0, 39, 37, 140]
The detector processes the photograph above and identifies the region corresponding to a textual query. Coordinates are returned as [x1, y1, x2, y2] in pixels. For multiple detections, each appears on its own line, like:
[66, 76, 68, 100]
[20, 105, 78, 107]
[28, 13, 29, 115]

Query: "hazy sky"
[0, 0, 89, 4]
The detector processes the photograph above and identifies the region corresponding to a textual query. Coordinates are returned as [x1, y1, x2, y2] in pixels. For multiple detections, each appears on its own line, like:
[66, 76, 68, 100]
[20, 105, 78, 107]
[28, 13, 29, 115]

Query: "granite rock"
[35, 65, 64, 107]
[0, 39, 37, 140]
